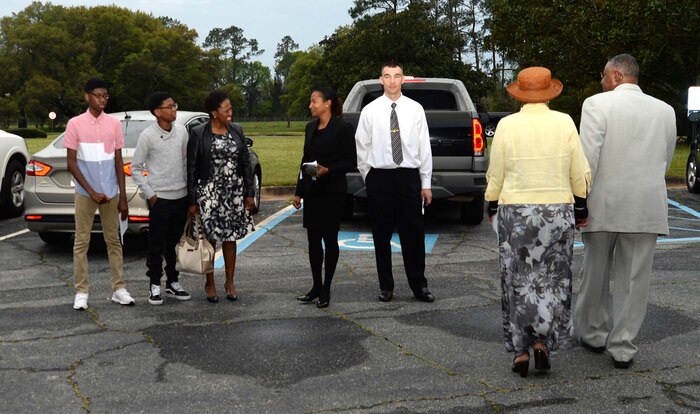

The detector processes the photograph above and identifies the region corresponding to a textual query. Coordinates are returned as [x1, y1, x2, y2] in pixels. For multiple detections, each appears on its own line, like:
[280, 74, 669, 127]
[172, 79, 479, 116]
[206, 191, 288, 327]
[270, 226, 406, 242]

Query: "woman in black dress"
[187, 90, 255, 303]
[293, 87, 356, 308]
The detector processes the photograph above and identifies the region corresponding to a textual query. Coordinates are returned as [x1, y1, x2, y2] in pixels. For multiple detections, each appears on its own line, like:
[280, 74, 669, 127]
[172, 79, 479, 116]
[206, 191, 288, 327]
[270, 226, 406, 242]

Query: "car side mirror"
[245, 137, 253, 147]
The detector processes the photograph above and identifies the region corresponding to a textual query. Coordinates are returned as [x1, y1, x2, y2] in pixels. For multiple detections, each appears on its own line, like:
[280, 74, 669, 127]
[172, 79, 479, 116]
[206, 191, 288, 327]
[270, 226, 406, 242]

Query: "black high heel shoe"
[534, 346, 551, 371]
[224, 283, 238, 301]
[511, 353, 529, 378]
[297, 291, 320, 302]
[205, 282, 218, 303]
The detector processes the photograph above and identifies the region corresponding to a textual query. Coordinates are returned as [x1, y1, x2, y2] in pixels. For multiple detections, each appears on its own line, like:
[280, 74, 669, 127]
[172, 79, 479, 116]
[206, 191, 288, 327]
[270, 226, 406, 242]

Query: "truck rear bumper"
[346, 171, 486, 200]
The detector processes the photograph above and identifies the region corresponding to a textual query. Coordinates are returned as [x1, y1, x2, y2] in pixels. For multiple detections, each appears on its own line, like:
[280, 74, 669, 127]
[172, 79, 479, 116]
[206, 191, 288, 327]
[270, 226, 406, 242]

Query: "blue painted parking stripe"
[574, 198, 700, 249]
[667, 199, 700, 219]
[337, 231, 438, 253]
[669, 226, 700, 233]
[668, 216, 700, 222]
[215, 204, 300, 268]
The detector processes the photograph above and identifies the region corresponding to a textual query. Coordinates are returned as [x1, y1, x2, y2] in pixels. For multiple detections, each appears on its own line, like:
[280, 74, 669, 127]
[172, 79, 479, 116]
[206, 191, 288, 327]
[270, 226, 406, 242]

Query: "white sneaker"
[149, 284, 163, 306]
[111, 288, 135, 306]
[73, 292, 89, 310]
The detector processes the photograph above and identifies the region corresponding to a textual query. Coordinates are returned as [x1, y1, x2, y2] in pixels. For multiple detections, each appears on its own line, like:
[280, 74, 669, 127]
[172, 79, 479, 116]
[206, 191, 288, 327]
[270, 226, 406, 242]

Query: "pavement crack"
[0, 328, 104, 343]
[323, 308, 503, 392]
[0, 367, 67, 373]
[645, 367, 700, 410]
[66, 339, 148, 413]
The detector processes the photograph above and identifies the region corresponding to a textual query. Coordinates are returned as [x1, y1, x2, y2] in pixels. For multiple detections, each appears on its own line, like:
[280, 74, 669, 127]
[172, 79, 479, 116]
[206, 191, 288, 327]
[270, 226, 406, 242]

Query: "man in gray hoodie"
[132, 92, 191, 305]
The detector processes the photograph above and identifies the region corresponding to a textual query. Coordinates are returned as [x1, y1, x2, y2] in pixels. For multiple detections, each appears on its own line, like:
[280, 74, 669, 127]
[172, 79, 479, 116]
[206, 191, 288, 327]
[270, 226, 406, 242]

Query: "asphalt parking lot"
[1, 188, 699, 413]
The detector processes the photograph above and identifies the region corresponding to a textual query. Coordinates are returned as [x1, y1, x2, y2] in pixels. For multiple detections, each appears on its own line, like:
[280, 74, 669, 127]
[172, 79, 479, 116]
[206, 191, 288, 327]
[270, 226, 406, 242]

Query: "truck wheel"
[460, 193, 485, 225]
[341, 195, 354, 220]
[484, 123, 497, 138]
[39, 232, 73, 245]
[687, 154, 700, 193]
[1, 159, 25, 217]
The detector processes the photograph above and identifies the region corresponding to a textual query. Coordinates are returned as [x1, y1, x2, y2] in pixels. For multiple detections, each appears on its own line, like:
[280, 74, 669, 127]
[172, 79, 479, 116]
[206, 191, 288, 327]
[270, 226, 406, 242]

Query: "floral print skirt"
[195, 132, 254, 242]
[497, 203, 576, 354]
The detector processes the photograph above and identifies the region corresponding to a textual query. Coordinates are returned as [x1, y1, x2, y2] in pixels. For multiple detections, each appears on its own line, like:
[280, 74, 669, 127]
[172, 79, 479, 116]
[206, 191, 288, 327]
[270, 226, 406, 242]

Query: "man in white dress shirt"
[575, 54, 677, 369]
[355, 61, 434, 303]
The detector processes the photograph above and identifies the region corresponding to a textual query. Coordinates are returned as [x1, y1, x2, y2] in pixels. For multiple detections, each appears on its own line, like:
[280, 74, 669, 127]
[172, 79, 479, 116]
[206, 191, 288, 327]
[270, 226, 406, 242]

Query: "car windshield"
[53, 119, 154, 149]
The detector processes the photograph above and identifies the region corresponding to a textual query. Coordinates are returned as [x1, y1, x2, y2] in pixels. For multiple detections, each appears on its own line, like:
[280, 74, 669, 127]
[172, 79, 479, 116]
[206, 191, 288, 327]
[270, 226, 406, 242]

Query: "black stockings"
[307, 228, 339, 301]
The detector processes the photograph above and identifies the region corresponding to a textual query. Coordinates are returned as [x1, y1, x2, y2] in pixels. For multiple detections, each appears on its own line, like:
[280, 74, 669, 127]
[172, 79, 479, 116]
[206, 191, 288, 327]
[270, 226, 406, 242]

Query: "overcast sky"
[4, 0, 356, 69]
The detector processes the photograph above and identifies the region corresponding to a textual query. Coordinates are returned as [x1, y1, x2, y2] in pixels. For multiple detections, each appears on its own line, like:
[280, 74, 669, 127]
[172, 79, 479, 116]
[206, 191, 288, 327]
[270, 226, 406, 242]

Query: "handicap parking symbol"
[337, 232, 438, 253]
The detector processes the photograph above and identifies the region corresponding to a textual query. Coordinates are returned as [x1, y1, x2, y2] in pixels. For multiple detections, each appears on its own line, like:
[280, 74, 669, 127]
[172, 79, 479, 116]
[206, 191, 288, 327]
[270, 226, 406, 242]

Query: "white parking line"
[0, 229, 29, 241]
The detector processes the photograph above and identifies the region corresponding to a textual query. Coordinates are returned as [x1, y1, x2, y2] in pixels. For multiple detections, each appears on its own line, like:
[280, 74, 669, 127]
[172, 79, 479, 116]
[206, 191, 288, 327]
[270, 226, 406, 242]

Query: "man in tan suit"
[575, 54, 676, 368]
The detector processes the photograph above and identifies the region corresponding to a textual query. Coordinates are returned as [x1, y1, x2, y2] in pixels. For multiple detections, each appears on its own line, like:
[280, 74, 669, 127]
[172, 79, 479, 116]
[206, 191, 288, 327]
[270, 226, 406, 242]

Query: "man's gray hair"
[607, 54, 639, 78]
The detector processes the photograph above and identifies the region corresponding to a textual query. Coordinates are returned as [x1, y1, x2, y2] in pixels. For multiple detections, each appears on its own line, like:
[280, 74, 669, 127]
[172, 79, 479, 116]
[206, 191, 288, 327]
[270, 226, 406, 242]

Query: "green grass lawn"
[25, 133, 60, 154]
[238, 120, 307, 136]
[250, 136, 303, 186]
[668, 141, 689, 179]
[24, 131, 690, 188]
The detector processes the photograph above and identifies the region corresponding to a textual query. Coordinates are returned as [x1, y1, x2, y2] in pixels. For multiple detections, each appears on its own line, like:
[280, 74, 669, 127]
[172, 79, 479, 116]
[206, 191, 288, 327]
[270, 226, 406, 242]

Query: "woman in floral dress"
[485, 67, 591, 377]
[187, 90, 255, 303]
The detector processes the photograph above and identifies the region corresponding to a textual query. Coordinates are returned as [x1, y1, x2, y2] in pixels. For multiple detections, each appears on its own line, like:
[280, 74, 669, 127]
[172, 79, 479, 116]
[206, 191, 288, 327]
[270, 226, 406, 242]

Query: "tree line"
[1, 0, 698, 134]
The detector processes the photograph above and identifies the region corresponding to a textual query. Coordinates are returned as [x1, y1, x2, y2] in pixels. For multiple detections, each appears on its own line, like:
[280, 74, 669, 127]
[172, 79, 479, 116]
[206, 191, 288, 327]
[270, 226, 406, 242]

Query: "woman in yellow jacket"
[485, 67, 591, 378]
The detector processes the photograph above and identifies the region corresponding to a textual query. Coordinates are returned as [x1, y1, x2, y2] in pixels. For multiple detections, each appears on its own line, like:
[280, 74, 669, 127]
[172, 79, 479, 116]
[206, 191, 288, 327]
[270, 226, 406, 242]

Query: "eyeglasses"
[157, 103, 178, 110]
[89, 92, 110, 100]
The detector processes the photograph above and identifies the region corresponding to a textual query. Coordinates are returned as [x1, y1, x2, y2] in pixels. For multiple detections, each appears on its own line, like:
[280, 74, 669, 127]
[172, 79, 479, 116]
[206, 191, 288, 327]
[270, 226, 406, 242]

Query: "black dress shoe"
[317, 300, 329, 308]
[206, 295, 219, 303]
[297, 291, 320, 302]
[612, 357, 633, 369]
[378, 290, 393, 302]
[581, 341, 606, 354]
[414, 287, 435, 303]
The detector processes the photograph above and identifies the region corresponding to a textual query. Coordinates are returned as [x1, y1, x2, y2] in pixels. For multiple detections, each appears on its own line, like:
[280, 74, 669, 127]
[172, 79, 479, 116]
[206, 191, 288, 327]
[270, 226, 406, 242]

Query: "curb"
[261, 186, 295, 200]
[666, 177, 685, 188]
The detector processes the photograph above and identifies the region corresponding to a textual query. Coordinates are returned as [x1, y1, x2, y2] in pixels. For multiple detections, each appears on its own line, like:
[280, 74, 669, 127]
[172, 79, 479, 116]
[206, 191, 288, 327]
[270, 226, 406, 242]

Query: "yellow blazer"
[485, 103, 590, 205]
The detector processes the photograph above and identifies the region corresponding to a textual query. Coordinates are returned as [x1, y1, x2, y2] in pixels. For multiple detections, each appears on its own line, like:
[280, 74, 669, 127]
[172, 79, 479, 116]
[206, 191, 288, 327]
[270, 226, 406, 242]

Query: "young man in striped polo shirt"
[65, 77, 135, 310]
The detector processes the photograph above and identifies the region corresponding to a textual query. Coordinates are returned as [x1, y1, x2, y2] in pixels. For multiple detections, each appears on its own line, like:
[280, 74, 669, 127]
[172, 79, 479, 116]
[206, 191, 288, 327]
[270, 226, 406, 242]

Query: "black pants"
[147, 196, 188, 285]
[365, 168, 427, 293]
[307, 228, 339, 296]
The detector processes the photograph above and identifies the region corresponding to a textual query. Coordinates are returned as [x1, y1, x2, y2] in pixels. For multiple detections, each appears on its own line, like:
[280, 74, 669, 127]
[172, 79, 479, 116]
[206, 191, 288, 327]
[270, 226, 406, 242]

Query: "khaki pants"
[575, 232, 656, 362]
[73, 194, 126, 293]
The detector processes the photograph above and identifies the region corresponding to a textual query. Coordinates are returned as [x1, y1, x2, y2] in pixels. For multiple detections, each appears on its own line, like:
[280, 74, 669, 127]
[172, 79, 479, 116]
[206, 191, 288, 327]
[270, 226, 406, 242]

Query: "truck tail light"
[472, 118, 484, 156]
[26, 160, 52, 176]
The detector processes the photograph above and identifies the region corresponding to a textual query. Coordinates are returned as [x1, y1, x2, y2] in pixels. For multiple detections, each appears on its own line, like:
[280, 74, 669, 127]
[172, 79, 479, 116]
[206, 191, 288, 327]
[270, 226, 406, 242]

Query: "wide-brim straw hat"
[506, 66, 563, 103]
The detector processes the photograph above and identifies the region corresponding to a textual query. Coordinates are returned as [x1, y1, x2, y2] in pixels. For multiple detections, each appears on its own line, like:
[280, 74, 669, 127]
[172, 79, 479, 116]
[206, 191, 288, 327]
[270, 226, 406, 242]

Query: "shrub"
[4, 128, 48, 138]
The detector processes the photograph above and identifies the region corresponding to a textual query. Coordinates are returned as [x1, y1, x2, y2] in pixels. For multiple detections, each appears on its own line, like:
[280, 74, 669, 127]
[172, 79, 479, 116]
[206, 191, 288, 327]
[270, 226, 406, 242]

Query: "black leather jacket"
[186, 121, 254, 205]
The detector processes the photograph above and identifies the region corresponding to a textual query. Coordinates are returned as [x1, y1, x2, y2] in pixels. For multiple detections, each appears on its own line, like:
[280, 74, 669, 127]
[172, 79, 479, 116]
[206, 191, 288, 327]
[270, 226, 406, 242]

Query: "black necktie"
[390, 103, 403, 165]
